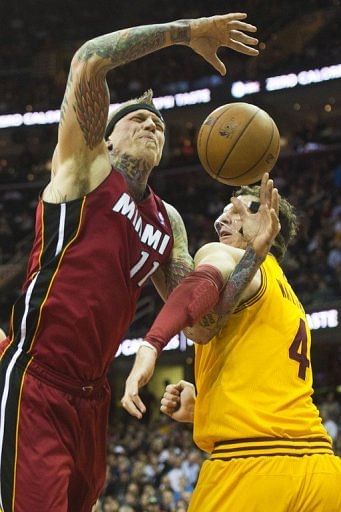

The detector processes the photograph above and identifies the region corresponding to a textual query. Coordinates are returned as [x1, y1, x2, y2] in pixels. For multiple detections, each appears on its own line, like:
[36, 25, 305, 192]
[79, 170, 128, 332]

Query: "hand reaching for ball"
[232, 173, 281, 258]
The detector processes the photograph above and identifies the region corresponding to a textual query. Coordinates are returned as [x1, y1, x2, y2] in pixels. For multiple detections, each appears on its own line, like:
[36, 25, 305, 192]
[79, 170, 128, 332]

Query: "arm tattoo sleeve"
[71, 21, 190, 149]
[73, 69, 110, 149]
[163, 258, 194, 295]
[76, 22, 190, 65]
[191, 246, 263, 340]
[215, 246, 264, 318]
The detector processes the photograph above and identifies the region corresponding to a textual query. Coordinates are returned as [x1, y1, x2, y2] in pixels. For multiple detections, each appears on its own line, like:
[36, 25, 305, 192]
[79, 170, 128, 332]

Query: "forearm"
[216, 245, 263, 317]
[186, 246, 264, 342]
[145, 265, 224, 355]
[76, 21, 191, 69]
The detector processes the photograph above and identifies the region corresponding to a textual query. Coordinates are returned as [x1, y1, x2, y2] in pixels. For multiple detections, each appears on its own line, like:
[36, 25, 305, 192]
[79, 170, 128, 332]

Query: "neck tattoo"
[112, 152, 150, 202]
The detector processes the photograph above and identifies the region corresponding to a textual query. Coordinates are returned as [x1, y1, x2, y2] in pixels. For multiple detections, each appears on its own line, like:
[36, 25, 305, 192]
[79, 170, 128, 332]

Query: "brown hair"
[235, 184, 298, 261]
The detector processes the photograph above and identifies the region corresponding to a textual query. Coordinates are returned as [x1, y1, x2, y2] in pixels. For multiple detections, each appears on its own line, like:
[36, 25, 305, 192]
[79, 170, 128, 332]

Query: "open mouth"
[220, 231, 233, 238]
[139, 135, 156, 142]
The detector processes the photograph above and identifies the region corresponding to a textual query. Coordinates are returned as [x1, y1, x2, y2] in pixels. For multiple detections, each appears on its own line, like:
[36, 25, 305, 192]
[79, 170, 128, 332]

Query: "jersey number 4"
[289, 319, 310, 380]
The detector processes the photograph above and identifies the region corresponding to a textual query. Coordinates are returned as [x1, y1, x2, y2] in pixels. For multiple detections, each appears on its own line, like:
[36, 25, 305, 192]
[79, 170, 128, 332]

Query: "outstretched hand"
[188, 13, 259, 75]
[233, 172, 280, 258]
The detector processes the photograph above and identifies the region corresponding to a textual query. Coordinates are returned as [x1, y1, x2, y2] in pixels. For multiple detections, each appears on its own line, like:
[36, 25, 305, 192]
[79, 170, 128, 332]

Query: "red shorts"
[0, 339, 110, 512]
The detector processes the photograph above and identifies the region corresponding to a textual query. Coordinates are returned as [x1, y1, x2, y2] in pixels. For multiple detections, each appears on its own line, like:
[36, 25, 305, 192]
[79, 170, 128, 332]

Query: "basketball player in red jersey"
[0, 13, 260, 512]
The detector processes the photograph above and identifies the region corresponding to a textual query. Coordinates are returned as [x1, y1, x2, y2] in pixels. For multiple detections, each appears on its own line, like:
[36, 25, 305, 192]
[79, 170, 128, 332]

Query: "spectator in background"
[102, 496, 120, 512]
[322, 413, 339, 442]
[319, 390, 341, 422]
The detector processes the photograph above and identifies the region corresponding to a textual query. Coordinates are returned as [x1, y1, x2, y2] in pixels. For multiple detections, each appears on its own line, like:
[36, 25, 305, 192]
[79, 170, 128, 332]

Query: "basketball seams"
[203, 105, 236, 177]
[197, 103, 280, 186]
[229, 119, 277, 180]
[216, 108, 260, 179]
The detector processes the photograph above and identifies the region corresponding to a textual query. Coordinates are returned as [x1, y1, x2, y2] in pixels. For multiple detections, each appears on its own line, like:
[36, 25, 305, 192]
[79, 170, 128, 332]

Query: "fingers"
[266, 178, 274, 208]
[224, 18, 258, 56]
[230, 30, 258, 46]
[160, 387, 181, 416]
[218, 12, 248, 21]
[177, 379, 194, 390]
[259, 172, 269, 205]
[166, 383, 182, 394]
[227, 20, 257, 33]
[203, 52, 226, 76]
[272, 188, 280, 217]
[121, 388, 146, 420]
[226, 40, 259, 56]
[225, 27, 259, 56]
[270, 208, 281, 237]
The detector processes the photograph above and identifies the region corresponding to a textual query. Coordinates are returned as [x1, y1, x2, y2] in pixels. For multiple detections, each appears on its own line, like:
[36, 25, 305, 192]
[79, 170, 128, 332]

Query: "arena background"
[1, 1, 340, 510]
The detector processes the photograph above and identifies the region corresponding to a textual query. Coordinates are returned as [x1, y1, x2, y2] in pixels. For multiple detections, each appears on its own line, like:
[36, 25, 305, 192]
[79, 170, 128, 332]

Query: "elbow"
[183, 327, 212, 345]
[194, 336, 212, 345]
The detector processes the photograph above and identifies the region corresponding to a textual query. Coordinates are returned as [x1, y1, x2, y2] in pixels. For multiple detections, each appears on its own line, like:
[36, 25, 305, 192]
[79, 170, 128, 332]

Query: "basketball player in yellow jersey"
[160, 185, 341, 512]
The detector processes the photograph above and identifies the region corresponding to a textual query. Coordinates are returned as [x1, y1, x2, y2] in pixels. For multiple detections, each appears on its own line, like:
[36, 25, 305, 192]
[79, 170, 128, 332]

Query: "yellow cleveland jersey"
[194, 254, 332, 457]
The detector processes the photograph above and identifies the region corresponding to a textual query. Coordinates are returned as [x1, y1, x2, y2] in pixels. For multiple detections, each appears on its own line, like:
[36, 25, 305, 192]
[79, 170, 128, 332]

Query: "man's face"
[108, 109, 165, 167]
[214, 194, 259, 249]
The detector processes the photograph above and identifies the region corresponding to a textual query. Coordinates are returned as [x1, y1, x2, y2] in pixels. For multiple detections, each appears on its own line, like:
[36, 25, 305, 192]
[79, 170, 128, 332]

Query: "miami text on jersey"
[112, 193, 171, 255]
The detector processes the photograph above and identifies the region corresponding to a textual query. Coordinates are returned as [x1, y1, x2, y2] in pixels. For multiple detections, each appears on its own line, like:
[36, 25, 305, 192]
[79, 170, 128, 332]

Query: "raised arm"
[48, 14, 258, 201]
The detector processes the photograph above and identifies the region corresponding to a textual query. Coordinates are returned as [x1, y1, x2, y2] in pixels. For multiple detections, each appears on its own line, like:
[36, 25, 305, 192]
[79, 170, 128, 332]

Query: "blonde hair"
[105, 89, 164, 139]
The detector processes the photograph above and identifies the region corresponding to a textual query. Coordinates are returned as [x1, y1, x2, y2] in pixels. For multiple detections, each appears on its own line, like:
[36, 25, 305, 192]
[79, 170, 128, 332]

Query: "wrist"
[180, 403, 195, 423]
[140, 341, 158, 356]
[187, 406, 195, 423]
[168, 20, 191, 46]
[247, 244, 267, 263]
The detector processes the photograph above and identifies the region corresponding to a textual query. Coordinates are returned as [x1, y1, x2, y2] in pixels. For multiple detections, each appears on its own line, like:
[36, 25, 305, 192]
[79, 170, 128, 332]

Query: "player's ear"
[106, 139, 113, 151]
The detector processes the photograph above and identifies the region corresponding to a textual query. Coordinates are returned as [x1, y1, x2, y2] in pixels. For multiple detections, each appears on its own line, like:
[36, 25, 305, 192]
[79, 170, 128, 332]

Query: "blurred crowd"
[97, 417, 202, 512]
[151, 145, 341, 309]
[93, 388, 341, 511]
[1, 3, 341, 510]
[1, 132, 341, 329]
[1, 0, 340, 114]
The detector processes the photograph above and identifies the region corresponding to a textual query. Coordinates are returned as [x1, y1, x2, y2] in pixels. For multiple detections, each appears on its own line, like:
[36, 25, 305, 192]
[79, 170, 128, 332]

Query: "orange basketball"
[197, 102, 280, 186]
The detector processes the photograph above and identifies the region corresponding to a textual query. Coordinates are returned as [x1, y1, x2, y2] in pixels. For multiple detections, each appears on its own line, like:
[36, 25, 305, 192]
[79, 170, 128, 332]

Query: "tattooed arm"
[186, 174, 280, 343]
[46, 14, 258, 201]
[151, 204, 262, 343]
[184, 244, 263, 343]
[152, 202, 194, 300]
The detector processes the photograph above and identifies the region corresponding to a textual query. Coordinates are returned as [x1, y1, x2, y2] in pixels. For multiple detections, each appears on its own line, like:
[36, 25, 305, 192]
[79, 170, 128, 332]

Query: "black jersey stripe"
[10, 197, 86, 354]
[27, 198, 86, 352]
[214, 436, 332, 447]
[0, 353, 31, 512]
[210, 451, 334, 462]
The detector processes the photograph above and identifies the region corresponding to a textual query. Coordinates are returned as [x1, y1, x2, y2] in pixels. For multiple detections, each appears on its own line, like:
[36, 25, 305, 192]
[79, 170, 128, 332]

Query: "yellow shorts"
[188, 454, 341, 512]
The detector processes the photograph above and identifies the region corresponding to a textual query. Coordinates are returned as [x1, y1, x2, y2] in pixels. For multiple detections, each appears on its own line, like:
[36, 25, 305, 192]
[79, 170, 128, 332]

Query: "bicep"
[188, 244, 262, 341]
[152, 203, 194, 301]
[194, 242, 235, 281]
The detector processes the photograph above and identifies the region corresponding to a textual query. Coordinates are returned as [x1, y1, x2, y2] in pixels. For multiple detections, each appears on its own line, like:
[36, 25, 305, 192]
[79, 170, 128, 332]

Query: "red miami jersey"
[8, 169, 173, 380]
